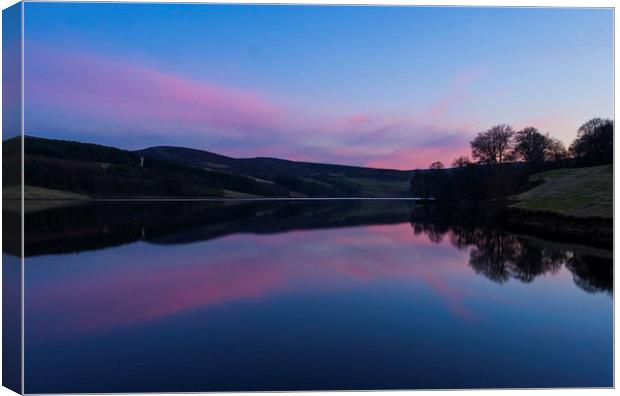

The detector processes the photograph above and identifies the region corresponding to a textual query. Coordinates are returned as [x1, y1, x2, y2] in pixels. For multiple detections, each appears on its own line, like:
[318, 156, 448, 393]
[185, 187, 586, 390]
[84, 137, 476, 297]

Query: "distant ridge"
[21, 135, 416, 199]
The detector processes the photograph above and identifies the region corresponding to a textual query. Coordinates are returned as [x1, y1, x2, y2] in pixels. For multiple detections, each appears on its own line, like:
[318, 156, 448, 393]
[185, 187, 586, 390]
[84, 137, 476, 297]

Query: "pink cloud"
[26, 44, 484, 169]
[418, 68, 485, 121]
[365, 144, 471, 170]
[26, 45, 284, 137]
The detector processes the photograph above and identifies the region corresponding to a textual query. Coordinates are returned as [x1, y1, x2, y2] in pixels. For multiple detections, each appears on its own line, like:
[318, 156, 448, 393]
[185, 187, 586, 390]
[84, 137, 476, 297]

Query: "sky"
[3, 2, 21, 139]
[23, 4, 613, 169]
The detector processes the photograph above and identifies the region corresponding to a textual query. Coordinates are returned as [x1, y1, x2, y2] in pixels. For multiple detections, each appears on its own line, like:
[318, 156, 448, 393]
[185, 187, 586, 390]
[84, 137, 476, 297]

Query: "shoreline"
[9, 194, 612, 248]
[16, 196, 435, 202]
[505, 207, 612, 248]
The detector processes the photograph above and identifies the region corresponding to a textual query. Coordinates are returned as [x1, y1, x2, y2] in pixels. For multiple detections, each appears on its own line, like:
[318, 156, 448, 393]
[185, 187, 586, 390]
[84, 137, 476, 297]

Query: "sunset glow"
[24, 4, 613, 168]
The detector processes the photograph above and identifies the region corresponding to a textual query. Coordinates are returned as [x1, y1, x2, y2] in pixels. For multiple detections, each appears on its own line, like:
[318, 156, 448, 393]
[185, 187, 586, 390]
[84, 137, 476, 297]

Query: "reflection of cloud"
[27, 224, 479, 339]
[35, 256, 288, 332]
[26, 44, 483, 169]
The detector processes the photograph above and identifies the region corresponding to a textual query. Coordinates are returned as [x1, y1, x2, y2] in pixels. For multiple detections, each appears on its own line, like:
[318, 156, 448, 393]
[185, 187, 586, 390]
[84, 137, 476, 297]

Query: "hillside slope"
[511, 165, 612, 219]
[22, 136, 414, 198]
[137, 146, 414, 197]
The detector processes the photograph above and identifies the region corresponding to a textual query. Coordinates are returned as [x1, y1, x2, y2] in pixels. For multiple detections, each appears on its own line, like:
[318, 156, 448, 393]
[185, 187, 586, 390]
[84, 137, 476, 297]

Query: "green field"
[511, 165, 612, 219]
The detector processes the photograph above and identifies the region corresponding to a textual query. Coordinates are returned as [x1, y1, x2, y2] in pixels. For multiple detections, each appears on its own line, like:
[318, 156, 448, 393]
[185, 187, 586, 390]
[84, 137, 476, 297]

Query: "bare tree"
[513, 127, 548, 163]
[429, 161, 444, 170]
[470, 124, 515, 165]
[451, 155, 471, 168]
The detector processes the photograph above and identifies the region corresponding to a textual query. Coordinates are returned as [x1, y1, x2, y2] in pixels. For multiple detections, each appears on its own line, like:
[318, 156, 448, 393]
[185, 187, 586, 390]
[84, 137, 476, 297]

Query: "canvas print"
[2, 2, 614, 393]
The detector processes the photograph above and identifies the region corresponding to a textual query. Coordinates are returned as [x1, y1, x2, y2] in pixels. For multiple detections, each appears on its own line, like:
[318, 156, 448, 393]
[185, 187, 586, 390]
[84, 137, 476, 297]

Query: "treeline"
[411, 117, 613, 202]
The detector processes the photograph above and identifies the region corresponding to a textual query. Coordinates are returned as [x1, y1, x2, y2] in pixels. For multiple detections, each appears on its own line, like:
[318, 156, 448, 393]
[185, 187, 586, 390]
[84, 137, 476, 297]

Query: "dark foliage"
[513, 127, 549, 163]
[569, 118, 613, 166]
[410, 162, 534, 202]
[25, 136, 138, 165]
[470, 124, 514, 165]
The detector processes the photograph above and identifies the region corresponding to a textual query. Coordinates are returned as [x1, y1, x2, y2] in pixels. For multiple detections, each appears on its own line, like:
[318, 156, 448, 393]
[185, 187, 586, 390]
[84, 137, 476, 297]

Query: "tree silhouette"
[429, 161, 444, 169]
[565, 253, 613, 294]
[545, 137, 568, 161]
[471, 124, 515, 165]
[569, 117, 613, 165]
[451, 155, 471, 168]
[513, 127, 548, 163]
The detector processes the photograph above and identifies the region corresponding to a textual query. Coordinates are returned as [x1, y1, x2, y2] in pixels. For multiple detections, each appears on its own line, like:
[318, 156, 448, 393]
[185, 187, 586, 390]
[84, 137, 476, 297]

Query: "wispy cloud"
[26, 45, 284, 138]
[26, 44, 482, 169]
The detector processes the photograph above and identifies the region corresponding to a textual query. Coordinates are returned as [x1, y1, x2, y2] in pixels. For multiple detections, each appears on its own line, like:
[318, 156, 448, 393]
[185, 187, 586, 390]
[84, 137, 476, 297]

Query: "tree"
[513, 127, 548, 163]
[429, 161, 444, 170]
[470, 124, 515, 165]
[512, 127, 568, 163]
[410, 169, 434, 199]
[569, 118, 613, 165]
[545, 137, 567, 161]
[451, 155, 471, 168]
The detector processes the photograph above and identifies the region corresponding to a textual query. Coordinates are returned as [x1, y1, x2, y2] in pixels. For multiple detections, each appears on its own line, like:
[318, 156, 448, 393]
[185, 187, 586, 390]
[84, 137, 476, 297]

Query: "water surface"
[20, 200, 612, 392]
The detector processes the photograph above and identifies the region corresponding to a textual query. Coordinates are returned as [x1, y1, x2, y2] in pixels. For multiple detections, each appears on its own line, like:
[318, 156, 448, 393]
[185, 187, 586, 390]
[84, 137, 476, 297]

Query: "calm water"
[16, 200, 613, 392]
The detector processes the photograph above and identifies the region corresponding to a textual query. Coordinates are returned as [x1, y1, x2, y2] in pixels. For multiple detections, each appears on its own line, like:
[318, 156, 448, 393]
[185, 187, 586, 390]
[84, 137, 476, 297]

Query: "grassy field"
[511, 165, 612, 219]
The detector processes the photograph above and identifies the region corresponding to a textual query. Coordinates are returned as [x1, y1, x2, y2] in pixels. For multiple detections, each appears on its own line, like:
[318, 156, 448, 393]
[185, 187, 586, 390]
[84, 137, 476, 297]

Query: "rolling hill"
[137, 145, 415, 197]
[511, 165, 612, 219]
[20, 136, 415, 198]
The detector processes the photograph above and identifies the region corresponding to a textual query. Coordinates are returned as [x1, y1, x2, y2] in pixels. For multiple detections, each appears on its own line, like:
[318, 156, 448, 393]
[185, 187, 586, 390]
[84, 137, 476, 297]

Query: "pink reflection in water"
[27, 224, 480, 338]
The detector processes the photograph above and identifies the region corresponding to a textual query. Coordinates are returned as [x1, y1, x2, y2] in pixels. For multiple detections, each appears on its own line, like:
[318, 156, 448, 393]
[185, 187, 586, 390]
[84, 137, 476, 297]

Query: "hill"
[137, 146, 414, 197]
[506, 165, 612, 247]
[21, 136, 415, 198]
[511, 165, 612, 219]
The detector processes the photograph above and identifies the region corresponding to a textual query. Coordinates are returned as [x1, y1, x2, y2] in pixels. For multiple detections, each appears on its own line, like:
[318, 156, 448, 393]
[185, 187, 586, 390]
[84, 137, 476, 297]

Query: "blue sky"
[23, 4, 613, 168]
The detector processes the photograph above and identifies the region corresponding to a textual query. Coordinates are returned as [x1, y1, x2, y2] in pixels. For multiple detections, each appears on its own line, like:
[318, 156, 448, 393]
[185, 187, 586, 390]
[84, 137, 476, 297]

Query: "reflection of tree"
[468, 233, 565, 284]
[566, 253, 613, 295]
[409, 205, 611, 294]
[468, 231, 519, 283]
[448, 227, 479, 251]
[410, 205, 451, 244]
[510, 239, 565, 282]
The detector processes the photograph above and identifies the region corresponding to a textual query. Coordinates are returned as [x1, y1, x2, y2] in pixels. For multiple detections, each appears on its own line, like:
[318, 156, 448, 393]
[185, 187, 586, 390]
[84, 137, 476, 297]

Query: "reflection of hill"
[410, 205, 613, 295]
[19, 200, 415, 257]
[10, 200, 612, 295]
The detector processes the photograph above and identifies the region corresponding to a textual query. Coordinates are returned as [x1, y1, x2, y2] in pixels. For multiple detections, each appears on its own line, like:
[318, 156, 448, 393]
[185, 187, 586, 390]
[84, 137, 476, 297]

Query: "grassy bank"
[511, 165, 612, 219]
[507, 165, 612, 247]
